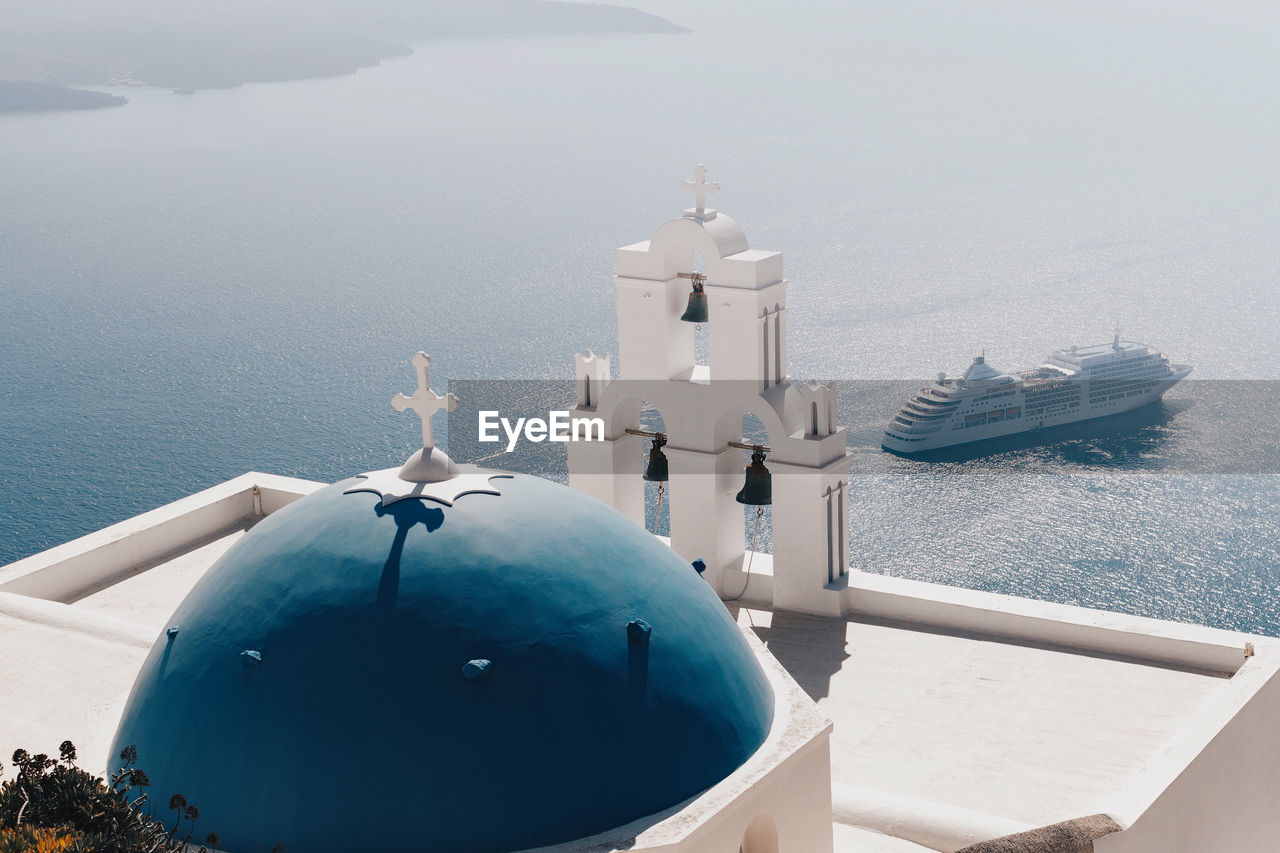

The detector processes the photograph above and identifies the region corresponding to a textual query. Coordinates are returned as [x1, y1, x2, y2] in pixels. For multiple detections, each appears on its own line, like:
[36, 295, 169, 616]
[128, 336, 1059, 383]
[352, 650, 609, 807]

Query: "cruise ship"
[882, 334, 1192, 454]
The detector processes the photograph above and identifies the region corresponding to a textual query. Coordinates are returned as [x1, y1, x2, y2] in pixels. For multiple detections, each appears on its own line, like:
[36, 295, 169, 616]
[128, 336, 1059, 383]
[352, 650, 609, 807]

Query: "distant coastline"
[0, 0, 687, 113]
[0, 81, 127, 113]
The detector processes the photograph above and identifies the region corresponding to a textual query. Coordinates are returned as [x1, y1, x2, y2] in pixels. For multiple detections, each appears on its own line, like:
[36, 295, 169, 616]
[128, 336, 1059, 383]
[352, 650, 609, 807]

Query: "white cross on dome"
[345, 351, 513, 504]
[391, 352, 458, 451]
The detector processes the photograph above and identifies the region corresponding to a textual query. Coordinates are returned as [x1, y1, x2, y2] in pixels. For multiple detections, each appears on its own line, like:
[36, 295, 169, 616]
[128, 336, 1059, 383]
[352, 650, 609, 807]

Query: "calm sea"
[2, 1, 1278, 632]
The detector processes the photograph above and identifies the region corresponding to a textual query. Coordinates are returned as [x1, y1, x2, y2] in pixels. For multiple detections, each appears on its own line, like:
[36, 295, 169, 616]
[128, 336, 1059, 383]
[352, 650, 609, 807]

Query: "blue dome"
[110, 473, 774, 853]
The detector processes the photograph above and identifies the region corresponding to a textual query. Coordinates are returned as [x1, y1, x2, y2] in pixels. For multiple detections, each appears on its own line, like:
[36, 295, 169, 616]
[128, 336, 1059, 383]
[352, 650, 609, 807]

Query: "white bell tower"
[613, 165, 789, 389]
[566, 167, 852, 615]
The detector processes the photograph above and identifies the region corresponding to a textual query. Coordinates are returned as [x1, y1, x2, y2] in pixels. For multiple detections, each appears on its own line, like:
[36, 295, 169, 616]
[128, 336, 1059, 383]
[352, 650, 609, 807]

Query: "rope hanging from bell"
[727, 505, 765, 602]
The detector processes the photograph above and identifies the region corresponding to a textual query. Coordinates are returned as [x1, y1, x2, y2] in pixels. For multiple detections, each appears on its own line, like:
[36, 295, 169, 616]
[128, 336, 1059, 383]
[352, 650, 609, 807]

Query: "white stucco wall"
[1097, 649, 1280, 853]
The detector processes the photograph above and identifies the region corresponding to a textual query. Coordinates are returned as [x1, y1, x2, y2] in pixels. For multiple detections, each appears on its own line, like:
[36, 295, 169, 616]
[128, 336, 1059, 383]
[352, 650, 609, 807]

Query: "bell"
[735, 448, 772, 506]
[679, 280, 709, 324]
[642, 435, 669, 482]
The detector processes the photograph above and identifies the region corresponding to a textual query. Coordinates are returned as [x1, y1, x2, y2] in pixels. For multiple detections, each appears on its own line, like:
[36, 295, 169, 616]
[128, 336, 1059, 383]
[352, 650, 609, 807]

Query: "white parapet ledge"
[0, 589, 156, 649]
[654, 534, 1255, 675]
[836, 569, 1256, 676]
[0, 472, 324, 603]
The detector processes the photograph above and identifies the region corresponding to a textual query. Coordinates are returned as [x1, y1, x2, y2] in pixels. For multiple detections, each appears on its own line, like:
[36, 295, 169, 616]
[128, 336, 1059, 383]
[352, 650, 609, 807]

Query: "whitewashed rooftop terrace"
[1, 473, 1276, 853]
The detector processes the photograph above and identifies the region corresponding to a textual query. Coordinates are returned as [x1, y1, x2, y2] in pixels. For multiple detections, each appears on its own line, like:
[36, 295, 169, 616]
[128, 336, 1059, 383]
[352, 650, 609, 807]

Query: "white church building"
[2, 169, 1279, 853]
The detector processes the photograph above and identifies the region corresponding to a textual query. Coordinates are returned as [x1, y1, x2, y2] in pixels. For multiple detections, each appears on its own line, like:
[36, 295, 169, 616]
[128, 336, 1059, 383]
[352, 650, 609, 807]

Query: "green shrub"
[0, 741, 219, 853]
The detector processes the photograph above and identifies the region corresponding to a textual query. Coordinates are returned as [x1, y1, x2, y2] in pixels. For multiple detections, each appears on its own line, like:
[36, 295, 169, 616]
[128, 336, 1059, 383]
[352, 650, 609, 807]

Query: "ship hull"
[882, 367, 1191, 454]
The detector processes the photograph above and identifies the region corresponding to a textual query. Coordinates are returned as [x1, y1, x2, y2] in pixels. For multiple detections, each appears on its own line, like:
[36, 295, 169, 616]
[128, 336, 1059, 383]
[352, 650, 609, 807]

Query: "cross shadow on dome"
[373, 499, 445, 612]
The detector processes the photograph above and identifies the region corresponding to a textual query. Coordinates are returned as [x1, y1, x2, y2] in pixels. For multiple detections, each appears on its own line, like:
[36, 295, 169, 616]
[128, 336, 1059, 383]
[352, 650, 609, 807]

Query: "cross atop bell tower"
[681, 163, 720, 221]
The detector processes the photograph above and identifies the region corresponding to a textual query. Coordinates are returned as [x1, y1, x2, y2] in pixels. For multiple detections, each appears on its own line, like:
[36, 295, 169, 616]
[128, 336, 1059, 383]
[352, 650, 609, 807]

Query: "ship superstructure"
[883, 334, 1191, 453]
